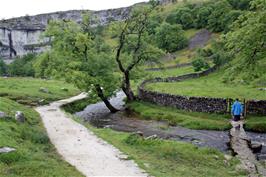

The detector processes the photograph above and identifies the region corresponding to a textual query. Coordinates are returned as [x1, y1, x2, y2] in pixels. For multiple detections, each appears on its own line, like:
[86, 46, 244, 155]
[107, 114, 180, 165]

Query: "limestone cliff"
[0, 8, 130, 62]
[0, 0, 172, 62]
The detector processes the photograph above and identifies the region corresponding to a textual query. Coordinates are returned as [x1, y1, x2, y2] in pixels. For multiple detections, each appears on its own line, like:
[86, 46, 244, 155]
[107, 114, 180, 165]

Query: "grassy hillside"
[0, 97, 83, 177]
[0, 77, 80, 105]
[145, 70, 266, 100]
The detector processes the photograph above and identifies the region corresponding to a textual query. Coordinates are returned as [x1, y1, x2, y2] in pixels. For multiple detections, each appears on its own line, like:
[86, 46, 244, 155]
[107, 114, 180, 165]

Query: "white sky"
[0, 0, 148, 19]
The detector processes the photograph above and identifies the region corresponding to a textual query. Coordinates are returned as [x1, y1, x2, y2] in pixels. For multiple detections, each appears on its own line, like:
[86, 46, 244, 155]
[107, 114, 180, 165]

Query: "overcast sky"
[0, 0, 148, 19]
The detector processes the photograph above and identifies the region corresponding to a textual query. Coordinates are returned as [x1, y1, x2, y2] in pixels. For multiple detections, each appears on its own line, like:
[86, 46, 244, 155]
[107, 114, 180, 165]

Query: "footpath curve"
[35, 93, 148, 177]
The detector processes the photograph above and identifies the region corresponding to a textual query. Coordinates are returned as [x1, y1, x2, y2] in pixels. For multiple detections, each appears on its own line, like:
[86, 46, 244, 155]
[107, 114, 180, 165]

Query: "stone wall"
[139, 89, 228, 113]
[139, 67, 266, 115]
[246, 100, 266, 115]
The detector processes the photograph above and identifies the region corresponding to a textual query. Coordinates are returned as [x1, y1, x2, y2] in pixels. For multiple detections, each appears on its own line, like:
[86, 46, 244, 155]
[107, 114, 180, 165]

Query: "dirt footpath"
[35, 93, 147, 177]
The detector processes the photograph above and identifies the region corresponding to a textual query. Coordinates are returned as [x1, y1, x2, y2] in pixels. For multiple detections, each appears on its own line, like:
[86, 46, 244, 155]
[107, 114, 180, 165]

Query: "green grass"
[184, 29, 201, 39]
[72, 117, 246, 177]
[146, 70, 266, 100]
[0, 77, 80, 105]
[0, 97, 83, 177]
[147, 66, 195, 78]
[127, 101, 266, 132]
[132, 66, 195, 93]
[245, 116, 266, 133]
[128, 101, 231, 130]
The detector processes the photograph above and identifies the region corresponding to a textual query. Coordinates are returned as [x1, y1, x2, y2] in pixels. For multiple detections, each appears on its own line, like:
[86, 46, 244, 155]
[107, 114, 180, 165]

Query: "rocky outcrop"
[229, 121, 266, 177]
[0, 7, 131, 61]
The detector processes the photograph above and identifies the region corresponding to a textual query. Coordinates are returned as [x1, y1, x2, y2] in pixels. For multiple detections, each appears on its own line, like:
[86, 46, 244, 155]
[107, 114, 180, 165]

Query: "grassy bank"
[128, 101, 231, 130]
[72, 117, 246, 177]
[0, 97, 83, 177]
[145, 71, 266, 100]
[128, 101, 266, 132]
[0, 77, 80, 105]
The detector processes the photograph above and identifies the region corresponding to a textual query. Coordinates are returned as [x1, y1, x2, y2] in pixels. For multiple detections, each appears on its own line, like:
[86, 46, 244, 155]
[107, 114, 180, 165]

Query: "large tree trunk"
[122, 71, 135, 102]
[95, 85, 119, 113]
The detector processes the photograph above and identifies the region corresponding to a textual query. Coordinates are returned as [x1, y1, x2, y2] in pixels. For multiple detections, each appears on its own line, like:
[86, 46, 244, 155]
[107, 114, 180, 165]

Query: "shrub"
[155, 22, 188, 52]
[166, 7, 194, 29]
[192, 57, 210, 72]
[0, 58, 8, 76]
[8, 54, 36, 77]
[0, 151, 24, 165]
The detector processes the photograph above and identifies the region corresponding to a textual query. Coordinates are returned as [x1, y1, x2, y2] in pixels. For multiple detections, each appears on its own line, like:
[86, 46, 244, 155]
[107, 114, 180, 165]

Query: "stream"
[75, 92, 266, 159]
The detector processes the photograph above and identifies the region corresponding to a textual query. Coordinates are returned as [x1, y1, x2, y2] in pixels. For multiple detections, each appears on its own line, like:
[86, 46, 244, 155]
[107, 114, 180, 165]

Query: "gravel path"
[35, 93, 147, 177]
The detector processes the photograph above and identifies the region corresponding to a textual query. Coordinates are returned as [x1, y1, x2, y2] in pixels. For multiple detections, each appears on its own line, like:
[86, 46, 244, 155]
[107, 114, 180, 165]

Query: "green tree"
[227, 0, 252, 10]
[166, 7, 194, 29]
[207, 1, 232, 32]
[223, 0, 266, 83]
[35, 19, 119, 113]
[114, 2, 164, 101]
[8, 54, 36, 77]
[0, 59, 7, 76]
[192, 57, 210, 72]
[225, 0, 266, 65]
[155, 22, 188, 52]
[193, 4, 213, 29]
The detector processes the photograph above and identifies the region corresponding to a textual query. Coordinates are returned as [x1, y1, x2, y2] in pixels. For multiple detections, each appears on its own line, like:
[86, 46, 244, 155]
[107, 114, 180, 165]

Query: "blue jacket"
[231, 101, 243, 116]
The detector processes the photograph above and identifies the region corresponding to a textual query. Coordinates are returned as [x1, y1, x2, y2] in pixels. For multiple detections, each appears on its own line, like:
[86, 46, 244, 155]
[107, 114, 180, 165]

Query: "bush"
[207, 1, 232, 32]
[0, 151, 24, 165]
[0, 58, 8, 76]
[155, 22, 188, 52]
[193, 4, 213, 29]
[192, 57, 210, 72]
[8, 54, 36, 77]
[227, 0, 252, 10]
[166, 7, 194, 29]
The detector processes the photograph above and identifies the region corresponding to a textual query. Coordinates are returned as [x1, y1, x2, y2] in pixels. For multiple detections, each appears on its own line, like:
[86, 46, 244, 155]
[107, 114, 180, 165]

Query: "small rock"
[0, 147, 16, 154]
[224, 154, 232, 161]
[223, 160, 229, 166]
[119, 155, 128, 160]
[39, 87, 50, 93]
[251, 141, 262, 153]
[258, 88, 266, 91]
[61, 88, 68, 92]
[144, 163, 150, 168]
[213, 155, 219, 160]
[135, 131, 144, 137]
[192, 140, 201, 144]
[104, 125, 112, 129]
[145, 135, 158, 140]
[258, 154, 266, 161]
[38, 99, 45, 104]
[15, 111, 25, 123]
[0, 111, 6, 119]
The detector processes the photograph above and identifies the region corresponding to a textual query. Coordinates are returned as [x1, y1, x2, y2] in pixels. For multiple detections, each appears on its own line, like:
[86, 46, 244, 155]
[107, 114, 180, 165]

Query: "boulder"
[258, 154, 266, 161]
[15, 111, 25, 123]
[0, 147, 16, 154]
[250, 141, 262, 153]
[39, 87, 50, 93]
[145, 134, 158, 140]
[135, 131, 144, 137]
[258, 88, 266, 91]
[0, 111, 6, 119]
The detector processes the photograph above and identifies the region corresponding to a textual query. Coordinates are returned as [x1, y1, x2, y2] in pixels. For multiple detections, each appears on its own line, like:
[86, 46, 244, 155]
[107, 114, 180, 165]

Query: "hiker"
[231, 98, 243, 121]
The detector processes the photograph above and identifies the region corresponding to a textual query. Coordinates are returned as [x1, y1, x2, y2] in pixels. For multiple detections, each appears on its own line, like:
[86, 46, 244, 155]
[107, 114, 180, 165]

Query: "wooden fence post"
[244, 99, 247, 118]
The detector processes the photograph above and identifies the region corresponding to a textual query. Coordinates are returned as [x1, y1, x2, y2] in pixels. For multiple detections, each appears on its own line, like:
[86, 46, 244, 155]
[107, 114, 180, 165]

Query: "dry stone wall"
[246, 100, 266, 115]
[139, 66, 266, 115]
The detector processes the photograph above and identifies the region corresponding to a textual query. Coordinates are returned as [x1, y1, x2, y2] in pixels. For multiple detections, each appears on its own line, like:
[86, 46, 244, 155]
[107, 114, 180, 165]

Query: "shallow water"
[75, 92, 266, 158]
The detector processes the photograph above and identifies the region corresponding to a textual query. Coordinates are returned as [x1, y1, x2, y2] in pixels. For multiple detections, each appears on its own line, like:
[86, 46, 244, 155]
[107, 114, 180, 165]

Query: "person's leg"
[234, 115, 240, 121]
